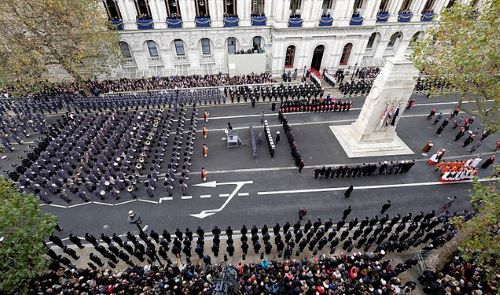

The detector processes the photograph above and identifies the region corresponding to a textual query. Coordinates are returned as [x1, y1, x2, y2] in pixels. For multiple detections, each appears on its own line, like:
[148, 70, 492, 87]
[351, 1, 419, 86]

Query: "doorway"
[310, 45, 324, 71]
[340, 43, 353, 65]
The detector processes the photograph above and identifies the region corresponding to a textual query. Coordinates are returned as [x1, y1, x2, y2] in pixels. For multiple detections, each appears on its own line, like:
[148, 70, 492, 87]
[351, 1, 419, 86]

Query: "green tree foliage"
[0, 177, 57, 293]
[0, 0, 121, 95]
[451, 178, 499, 280]
[411, 0, 499, 131]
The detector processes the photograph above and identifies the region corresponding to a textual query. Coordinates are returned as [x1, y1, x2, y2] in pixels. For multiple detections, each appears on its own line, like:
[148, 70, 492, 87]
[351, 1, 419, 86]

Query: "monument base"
[330, 125, 414, 158]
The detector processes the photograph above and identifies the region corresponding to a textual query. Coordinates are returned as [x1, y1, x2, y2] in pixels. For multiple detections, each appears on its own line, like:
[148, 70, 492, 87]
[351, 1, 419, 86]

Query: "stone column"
[150, 0, 167, 29]
[411, 0, 428, 21]
[179, 0, 195, 28]
[118, 0, 138, 29]
[388, 0, 403, 22]
[237, 0, 251, 26]
[333, 0, 354, 26]
[208, 0, 223, 27]
[331, 56, 418, 157]
[363, 0, 382, 25]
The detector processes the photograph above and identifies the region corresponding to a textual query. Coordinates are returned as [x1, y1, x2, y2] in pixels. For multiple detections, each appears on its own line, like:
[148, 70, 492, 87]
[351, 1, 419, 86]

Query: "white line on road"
[137, 199, 159, 204]
[238, 193, 250, 196]
[67, 202, 92, 208]
[257, 177, 499, 196]
[92, 201, 114, 206]
[47, 204, 68, 208]
[200, 194, 212, 198]
[114, 200, 137, 206]
[181, 195, 193, 199]
[219, 193, 230, 197]
[158, 196, 173, 203]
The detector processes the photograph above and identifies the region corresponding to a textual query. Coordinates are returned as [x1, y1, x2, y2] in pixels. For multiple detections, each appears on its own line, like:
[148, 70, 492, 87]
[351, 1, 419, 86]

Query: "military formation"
[279, 95, 352, 113]
[225, 82, 323, 104]
[314, 160, 416, 179]
[12, 104, 198, 204]
[46, 205, 467, 271]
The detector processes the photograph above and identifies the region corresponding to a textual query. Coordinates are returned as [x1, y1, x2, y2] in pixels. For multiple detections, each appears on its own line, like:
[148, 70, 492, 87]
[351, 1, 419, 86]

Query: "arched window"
[195, 0, 209, 17]
[252, 36, 263, 52]
[400, 0, 412, 11]
[290, 0, 302, 16]
[340, 43, 353, 65]
[146, 40, 159, 57]
[252, 0, 265, 15]
[135, 0, 152, 18]
[410, 32, 423, 43]
[119, 42, 132, 59]
[201, 38, 211, 55]
[227, 37, 237, 54]
[285, 45, 295, 68]
[103, 0, 122, 20]
[387, 32, 401, 47]
[224, 0, 237, 16]
[367, 32, 377, 48]
[164, 0, 180, 17]
[174, 39, 186, 56]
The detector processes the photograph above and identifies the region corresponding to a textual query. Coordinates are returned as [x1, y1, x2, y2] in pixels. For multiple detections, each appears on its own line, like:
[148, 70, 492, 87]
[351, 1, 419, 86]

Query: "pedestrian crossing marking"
[200, 194, 211, 198]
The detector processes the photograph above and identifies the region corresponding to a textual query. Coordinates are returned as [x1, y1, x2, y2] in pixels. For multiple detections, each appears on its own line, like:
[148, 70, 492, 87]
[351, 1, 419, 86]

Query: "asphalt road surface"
[2, 91, 497, 238]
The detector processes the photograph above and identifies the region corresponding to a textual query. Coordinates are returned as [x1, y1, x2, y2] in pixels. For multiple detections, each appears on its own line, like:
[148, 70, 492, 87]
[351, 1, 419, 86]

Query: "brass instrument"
[126, 185, 134, 192]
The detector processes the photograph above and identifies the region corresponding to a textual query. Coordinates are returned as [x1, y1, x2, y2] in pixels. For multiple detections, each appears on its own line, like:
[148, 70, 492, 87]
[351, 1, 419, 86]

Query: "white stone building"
[101, 0, 475, 78]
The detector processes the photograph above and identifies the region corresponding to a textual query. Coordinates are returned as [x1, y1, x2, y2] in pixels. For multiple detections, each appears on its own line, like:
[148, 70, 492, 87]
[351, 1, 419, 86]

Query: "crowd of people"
[314, 160, 416, 179]
[419, 254, 496, 294]
[433, 158, 481, 182]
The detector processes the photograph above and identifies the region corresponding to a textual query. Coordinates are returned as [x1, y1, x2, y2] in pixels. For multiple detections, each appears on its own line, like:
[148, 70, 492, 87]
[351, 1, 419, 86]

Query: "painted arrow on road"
[190, 180, 253, 219]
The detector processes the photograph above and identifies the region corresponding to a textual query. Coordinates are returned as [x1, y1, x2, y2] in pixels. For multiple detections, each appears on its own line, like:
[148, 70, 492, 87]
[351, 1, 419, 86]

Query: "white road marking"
[137, 198, 159, 204]
[181, 195, 193, 199]
[47, 204, 67, 208]
[115, 200, 137, 206]
[67, 202, 92, 208]
[257, 177, 499, 196]
[238, 193, 249, 196]
[159, 196, 173, 203]
[200, 194, 212, 198]
[219, 193, 230, 197]
[92, 201, 114, 206]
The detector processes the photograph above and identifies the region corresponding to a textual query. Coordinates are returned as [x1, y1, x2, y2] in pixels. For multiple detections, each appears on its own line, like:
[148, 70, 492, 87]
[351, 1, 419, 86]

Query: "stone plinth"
[331, 56, 418, 158]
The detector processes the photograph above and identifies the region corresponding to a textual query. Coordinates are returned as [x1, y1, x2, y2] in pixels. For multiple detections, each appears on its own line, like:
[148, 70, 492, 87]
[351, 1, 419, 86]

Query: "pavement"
[1, 91, 497, 238]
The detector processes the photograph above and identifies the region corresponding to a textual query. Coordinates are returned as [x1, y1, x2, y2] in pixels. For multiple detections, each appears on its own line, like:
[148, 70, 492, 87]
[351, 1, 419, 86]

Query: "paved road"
[3, 92, 498, 237]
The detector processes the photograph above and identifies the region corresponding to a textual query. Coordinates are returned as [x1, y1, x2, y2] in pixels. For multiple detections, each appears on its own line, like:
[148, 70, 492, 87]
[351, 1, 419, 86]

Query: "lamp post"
[127, 210, 164, 267]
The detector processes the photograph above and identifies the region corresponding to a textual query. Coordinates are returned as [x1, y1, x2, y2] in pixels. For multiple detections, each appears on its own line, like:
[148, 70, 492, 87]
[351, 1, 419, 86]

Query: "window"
[103, 0, 122, 20]
[410, 32, 422, 44]
[387, 32, 401, 47]
[340, 43, 352, 65]
[195, 0, 209, 17]
[227, 37, 237, 54]
[285, 45, 295, 67]
[400, 0, 412, 11]
[353, 0, 363, 12]
[423, 0, 435, 11]
[446, 0, 456, 8]
[119, 42, 132, 58]
[147, 40, 159, 57]
[224, 0, 237, 16]
[252, 36, 262, 51]
[252, 0, 265, 15]
[322, 0, 333, 14]
[174, 40, 185, 56]
[201, 38, 211, 55]
[164, 0, 180, 17]
[366, 33, 377, 48]
[135, 0, 152, 18]
[290, 0, 302, 16]
[379, 0, 389, 11]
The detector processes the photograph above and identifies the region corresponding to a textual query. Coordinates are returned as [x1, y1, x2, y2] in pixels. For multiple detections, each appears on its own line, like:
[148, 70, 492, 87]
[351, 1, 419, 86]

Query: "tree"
[450, 178, 499, 280]
[0, 177, 57, 293]
[0, 0, 122, 95]
[411, 0, 499, 131]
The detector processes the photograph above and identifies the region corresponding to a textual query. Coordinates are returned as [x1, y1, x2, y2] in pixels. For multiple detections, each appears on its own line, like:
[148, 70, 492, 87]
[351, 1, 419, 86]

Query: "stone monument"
[331, 56, 418, 158]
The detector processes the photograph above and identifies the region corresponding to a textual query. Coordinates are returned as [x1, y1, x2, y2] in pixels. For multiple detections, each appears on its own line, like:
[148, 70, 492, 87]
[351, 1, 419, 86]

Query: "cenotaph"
[331, 56, 418, 158]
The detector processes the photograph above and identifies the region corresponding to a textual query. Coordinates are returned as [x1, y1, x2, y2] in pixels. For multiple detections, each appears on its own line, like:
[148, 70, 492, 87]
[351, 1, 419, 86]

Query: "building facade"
[101, 0, 475, 78]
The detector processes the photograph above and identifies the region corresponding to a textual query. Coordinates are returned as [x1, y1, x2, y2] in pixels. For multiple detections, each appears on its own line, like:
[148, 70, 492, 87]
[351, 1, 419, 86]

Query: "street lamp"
[127, 210, 164, 267]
